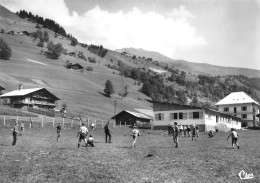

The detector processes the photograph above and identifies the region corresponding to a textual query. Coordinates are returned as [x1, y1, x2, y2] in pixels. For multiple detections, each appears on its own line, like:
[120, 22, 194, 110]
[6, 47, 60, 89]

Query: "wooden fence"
[0, 115, 132, 129]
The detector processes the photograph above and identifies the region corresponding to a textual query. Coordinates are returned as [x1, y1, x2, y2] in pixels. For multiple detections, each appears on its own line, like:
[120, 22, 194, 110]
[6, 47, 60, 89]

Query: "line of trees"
[88, 44, 108, 58]
[0, 37, 12, 60]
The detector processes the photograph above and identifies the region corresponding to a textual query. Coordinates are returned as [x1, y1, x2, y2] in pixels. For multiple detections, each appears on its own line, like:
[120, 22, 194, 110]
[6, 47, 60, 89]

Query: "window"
[242, 106, 247, 111]
[242, 114, 247, 119]
[224, 107, 229, 112]
[193, 112, 200, 119]
[234, 107, 237, 113]
[173, 113, 178, 119]
[183, 113, 188, 120]
[155, 113, 164, 121]
[179, 113, 183, 119]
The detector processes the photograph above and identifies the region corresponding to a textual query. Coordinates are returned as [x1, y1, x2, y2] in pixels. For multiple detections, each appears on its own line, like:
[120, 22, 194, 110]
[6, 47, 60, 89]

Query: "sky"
[0, 0, 260, 70]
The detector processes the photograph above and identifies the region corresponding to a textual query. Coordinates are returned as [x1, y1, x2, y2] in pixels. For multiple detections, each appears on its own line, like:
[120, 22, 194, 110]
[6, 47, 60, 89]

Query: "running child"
[132, 126, 140, 148]
[227, 128, 240, 149]
[56, 123, 62, 141]
[91, 122, 95, 130]
[86, 135, 95, 147]
[77, 123, 88, 148]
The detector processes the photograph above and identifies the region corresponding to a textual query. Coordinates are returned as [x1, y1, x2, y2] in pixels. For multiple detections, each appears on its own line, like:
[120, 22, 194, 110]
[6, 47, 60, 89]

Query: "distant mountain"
[116, 48, 260, 78]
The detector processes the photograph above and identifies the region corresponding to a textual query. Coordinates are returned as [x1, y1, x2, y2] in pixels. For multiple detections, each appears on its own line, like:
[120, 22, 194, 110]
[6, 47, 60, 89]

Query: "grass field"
[0, 122, 259, 183]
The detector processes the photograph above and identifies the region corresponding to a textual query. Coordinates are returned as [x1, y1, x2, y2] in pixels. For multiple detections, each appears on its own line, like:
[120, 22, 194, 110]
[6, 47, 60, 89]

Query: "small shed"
[70, 63, 83, 70]
[111, 110, 152, 128]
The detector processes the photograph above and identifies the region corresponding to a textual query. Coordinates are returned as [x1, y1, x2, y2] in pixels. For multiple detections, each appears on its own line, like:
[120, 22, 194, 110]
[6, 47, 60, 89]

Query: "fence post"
[125, 122, 126, 128]
[41, 117, 43, 128]
[30, 118, 32, 128]
[120, 121, 121, 128]
[52, 118, 54, 127]
[62, 118, 64, 128]
[88, 118, 89, 127]
[3, 116, 5, 126]
[102, 120, 103, 128]
[71, 119, 73, 127]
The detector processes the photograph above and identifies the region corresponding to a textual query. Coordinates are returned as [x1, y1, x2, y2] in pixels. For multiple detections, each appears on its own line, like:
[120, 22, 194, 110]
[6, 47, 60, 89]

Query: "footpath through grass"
[0, 124, 259, 183]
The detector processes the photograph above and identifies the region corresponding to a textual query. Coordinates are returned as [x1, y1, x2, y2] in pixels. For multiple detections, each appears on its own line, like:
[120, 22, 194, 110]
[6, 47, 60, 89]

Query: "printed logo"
[238, 170, 253, 180]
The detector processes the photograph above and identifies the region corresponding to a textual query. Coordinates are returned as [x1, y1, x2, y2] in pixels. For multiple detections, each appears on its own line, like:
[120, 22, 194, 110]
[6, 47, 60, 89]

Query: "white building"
[215, 92, 260, 127]
[153, 102, 241, 132]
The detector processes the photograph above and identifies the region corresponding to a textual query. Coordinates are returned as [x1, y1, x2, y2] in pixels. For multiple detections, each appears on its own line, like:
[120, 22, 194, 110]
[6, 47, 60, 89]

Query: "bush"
[88, 57, 96, 63]
[86, 67, 93, 71]
[0, 37, 12, 60]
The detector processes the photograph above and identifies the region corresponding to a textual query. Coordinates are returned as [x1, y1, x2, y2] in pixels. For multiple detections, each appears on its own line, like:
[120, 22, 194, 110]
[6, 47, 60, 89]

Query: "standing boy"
[12, 122, 20, 146]
[173, 122, 179, 148]
[227, 128, 240, 149]
[192, 125, 197, 141]
[77, 123, 88, 148]
[183, 126, 187, 137]
[20, 121, 24, 132]
[56, 123, 62, 141]
[91, 122, 95, 130]
[104, 121, 112, 143]
[186, 125, 191, 137]
[132, 126, 140, 148]
[179, 125, 183, 137]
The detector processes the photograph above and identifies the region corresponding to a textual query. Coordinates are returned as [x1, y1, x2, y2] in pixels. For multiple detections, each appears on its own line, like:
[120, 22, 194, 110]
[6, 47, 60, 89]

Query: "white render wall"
[153, 109, 205, 126]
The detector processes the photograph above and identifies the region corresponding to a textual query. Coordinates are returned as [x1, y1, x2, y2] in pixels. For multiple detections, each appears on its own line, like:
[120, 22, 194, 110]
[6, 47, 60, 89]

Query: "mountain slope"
[116, 48, 260, 78]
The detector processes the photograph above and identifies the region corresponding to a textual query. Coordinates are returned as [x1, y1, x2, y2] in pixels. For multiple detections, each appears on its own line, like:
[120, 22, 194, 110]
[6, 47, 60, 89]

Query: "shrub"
[104, 80, 115, 97]
[88, 57, 96, 63]
[0, 37, 12, 60]
[46, 41, 63, 59]
[86, 67, 93, 71]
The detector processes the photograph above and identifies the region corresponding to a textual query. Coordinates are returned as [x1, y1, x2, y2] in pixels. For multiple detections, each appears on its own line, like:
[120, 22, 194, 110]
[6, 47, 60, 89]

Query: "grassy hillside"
[116, 48, 260, 78]
[0, 6, 152, 120]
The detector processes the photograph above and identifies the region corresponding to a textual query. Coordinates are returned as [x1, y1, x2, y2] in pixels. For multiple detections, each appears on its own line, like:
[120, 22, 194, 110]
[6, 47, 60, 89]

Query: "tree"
[0, 37, 12, 60]
[71, 38, 78, 46]
[104, 80, 115, 97]
[47, 41, 63, 59]
[190, 94, 199, 107]
[43, 31, 49, 42]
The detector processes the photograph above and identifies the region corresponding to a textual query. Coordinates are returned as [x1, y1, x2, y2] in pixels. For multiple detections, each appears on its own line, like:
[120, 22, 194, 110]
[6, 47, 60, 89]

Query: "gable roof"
[0, 86, 5, 90]
[71, 63, 83, 69]
[215, 92, 259, 106]
[112, 110, 152, 120]
[0, 88, 60, 100]
[134, 108, 154, 118]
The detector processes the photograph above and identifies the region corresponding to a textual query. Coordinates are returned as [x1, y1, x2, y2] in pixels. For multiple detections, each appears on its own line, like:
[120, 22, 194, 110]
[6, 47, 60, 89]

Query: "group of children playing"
[11, 120, 239, 150]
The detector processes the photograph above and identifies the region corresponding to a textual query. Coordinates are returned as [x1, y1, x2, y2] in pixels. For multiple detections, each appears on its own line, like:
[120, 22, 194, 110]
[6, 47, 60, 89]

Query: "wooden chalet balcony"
[13, 100, 57, 106]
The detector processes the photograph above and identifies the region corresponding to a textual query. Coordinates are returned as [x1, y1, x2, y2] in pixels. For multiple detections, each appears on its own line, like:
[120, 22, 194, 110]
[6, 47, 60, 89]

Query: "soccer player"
[86, 135, 95, 147]
[186, 125, 191, 137]
[132, 126, 140, 148]
[77, 123, 88, 148]
[183, 125, 187, 137]
[179, 125, 183, 136]
[56, 123, 62, 141]
[20, 121, 24, 132]
[104, 121, 112, 143]
[208, 130, 214, 138]
[195, 125, 199, 137]
[91, 122, 95, 130]
[12, 122, 20, 146]
[227, 128, 240, 149]
[173, 122, 179, 148]
[192, 125, 197, 141]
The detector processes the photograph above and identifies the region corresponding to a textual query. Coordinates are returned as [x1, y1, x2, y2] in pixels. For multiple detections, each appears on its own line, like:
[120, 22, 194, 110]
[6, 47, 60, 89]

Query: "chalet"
[0, 86, 5, 94]
[70, 63, 83, 70]
[111, 110, 152, 128]
[215, 92, 260, 127]
[153, 102, 242, 132]
[0, 86, 59, 110]
[22, 31, 30, 36]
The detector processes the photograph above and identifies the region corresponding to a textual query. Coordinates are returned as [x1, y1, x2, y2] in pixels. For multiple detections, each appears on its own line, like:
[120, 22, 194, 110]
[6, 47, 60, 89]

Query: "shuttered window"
[183, 113, 188, 119]
[155, 113, 164, 121]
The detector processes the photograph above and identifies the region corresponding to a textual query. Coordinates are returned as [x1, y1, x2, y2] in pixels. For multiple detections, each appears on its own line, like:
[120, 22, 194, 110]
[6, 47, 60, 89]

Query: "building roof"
[112, 110, 152, 120]
[134, 108, 154, 118]
[0, 88, 60, 100]
[215, 92, 260, 106]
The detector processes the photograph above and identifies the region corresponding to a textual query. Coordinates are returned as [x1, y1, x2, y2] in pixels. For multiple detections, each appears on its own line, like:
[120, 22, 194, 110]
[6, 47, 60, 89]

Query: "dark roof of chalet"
[71, 63, 83, 69]
[0, 86, 5, 90]
[256, 113, 260, 118]
[0, 88, 60, 100]
[111, 110, 152, 120]
[153, 101, 243, 122]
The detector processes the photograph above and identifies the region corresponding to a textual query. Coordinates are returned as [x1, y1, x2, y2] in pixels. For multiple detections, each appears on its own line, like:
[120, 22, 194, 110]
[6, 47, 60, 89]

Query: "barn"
[70, 63, 83, 70]
[111, 110, 152, 128]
